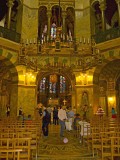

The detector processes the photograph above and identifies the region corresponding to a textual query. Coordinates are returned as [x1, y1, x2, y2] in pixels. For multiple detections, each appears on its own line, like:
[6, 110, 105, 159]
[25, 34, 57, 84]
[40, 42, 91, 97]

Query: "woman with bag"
[111, 107, 117, 118]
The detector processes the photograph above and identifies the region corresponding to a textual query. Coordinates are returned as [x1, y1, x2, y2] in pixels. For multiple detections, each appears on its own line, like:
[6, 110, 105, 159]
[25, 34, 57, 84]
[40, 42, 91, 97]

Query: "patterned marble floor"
[33, 124, 101, 160]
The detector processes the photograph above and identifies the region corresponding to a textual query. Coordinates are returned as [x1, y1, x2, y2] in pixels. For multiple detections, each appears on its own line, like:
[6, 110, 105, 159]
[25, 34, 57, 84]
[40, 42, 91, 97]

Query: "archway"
[0, 51, 18, 118]
[37, 70, 74, 108]
[93, 59, 120, 116]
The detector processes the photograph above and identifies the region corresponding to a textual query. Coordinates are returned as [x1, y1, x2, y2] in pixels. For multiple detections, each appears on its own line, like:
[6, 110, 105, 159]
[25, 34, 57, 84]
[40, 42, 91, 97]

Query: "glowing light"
[108, 97, 114, 102]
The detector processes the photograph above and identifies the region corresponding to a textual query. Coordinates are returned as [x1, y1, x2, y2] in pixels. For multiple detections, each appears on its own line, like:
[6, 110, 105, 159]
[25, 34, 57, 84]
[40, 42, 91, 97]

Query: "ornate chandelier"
[18, 36, 103, 73]
[18, 0, 104, 73]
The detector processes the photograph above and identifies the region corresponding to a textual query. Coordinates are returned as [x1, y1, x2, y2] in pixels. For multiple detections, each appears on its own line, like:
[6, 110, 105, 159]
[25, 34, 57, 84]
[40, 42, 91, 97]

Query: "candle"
[80, 37, 82, 43]
[44, 36, 46, 42]
[88, 38, 90, 44]
[84, 37, 85, 43]
[34, 38, 36, 44]
[26, 39, 28, 44]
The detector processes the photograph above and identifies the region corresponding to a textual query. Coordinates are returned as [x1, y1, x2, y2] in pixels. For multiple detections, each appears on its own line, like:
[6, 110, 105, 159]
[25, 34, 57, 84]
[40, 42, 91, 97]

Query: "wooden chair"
[111, 136, 120, 160]
[101, 136, 111, 160]
[91, 129, 101, 157]
[0, 148, 22, 160]
[13, 137, 31, 160]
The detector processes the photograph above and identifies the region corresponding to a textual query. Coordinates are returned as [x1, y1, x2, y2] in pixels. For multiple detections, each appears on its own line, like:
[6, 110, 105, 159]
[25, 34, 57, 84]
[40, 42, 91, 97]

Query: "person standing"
[19, 107, 23, 116]
[67, 107, 75, 130]
[58, 106, 67, 137]
[47, 105, 52, 124]
[111, 107, 117, 118]
[53, 106, 58, 125]
[42, 106, 51, 137]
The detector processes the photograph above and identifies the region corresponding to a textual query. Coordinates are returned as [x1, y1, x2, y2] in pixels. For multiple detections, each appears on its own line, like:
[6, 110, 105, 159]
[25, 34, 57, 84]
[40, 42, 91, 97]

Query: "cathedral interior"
[0, 0, 120, 159]
[0, 0, 120, 119]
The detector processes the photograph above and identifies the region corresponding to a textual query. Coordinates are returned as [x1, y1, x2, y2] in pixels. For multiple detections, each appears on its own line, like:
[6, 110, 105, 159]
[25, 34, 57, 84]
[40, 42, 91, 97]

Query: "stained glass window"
[60, 75, 66, 93]
[39, 75, 66, 94]
[51, 23, 56, 40]
[49, 74, 57, 93]
[40, 77, 46, 93]
[49, 81, 56, 93]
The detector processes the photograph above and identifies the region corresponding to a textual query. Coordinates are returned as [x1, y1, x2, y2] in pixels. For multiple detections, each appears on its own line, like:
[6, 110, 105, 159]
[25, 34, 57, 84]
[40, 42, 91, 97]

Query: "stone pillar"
[7, 0, 14, 29]
[74, 9, 77, 40]
[99, 2, 106, 32]
[62, 11, 67, 35]
[115, 0, 120, 26]
[47, 10, 52, 40]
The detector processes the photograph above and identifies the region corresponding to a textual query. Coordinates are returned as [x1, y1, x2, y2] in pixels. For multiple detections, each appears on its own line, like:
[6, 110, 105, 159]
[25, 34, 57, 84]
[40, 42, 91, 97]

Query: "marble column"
[7, 0, 14, 29]
[47, 10, 52, 41]
[62, 11, 67, 36]
[99, 2, 106, 32]
[74, 9, 77, 40]
[115, 0, 120, 26]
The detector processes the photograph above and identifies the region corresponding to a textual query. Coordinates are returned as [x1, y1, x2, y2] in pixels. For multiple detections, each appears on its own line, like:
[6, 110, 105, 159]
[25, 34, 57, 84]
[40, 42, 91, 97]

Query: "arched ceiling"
[0, 56, 18, 85]
[99, 59, 120, 80]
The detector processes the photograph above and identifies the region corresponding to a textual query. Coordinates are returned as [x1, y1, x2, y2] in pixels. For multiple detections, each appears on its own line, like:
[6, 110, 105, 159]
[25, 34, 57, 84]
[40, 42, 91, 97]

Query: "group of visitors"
[15, 103, 118, 143]
[37, 104, 76, 138]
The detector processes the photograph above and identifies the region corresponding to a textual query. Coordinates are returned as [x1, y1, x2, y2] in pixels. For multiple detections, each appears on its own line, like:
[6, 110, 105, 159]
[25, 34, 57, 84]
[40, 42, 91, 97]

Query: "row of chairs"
[0, 119, 42, 160]
[76, 116, 120, 160]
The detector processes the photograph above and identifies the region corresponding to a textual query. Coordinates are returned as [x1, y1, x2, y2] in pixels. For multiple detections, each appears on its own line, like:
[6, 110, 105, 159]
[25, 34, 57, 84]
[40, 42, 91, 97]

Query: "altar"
[48, 99, 59, 106]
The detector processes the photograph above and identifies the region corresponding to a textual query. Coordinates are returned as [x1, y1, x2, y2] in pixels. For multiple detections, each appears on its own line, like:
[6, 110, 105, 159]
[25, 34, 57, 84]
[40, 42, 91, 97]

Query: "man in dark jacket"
[53, 106, 58, 125]
[42, 106, 50, 137]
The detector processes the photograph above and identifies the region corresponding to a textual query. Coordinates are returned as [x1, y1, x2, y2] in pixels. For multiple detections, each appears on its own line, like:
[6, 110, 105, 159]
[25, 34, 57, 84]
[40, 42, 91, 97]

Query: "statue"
[81, 91, 89, 119]
[81, 91, 89, 106]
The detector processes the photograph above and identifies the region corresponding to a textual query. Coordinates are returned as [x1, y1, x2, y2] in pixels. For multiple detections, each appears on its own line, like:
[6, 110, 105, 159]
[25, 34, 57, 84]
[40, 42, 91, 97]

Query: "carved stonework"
[22, 6, 38, 39]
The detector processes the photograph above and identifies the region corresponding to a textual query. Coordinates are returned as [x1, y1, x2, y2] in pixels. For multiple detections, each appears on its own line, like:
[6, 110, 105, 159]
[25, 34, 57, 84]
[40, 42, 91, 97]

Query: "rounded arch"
[36, 69, 75, 107]
[66, 7, 75, 38]
[38, 6, 48, 39]
[0, 49, 18, 84]
[93, 58, 120, 115]
[0, 49, 18, 118]
[93, 58, 120, 85]
[91, 0, 100, 7]
[36, 69, 75, 91]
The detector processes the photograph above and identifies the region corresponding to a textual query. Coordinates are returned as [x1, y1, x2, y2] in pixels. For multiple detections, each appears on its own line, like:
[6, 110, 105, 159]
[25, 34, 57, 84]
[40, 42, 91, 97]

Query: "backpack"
[43, 109, 51, 123]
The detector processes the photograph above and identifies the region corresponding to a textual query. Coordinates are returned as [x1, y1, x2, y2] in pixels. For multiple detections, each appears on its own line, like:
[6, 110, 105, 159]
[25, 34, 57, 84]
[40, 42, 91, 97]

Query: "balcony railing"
[0, 26, 21, 43]
[93, 26, 120, 44]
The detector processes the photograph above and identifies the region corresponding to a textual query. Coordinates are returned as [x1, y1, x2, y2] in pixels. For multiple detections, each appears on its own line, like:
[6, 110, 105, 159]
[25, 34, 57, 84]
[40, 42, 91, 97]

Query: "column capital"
[115, 0, 120, 4]
[7, 0, 14, 8]
[62, 11, 67, 17]
[99, 2, 106, 11]
[47, 10, 52, 17]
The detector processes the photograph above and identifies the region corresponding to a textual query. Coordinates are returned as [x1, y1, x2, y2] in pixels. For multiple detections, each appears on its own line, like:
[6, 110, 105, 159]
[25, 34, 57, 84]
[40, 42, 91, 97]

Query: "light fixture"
[18, 0, 104, 72]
